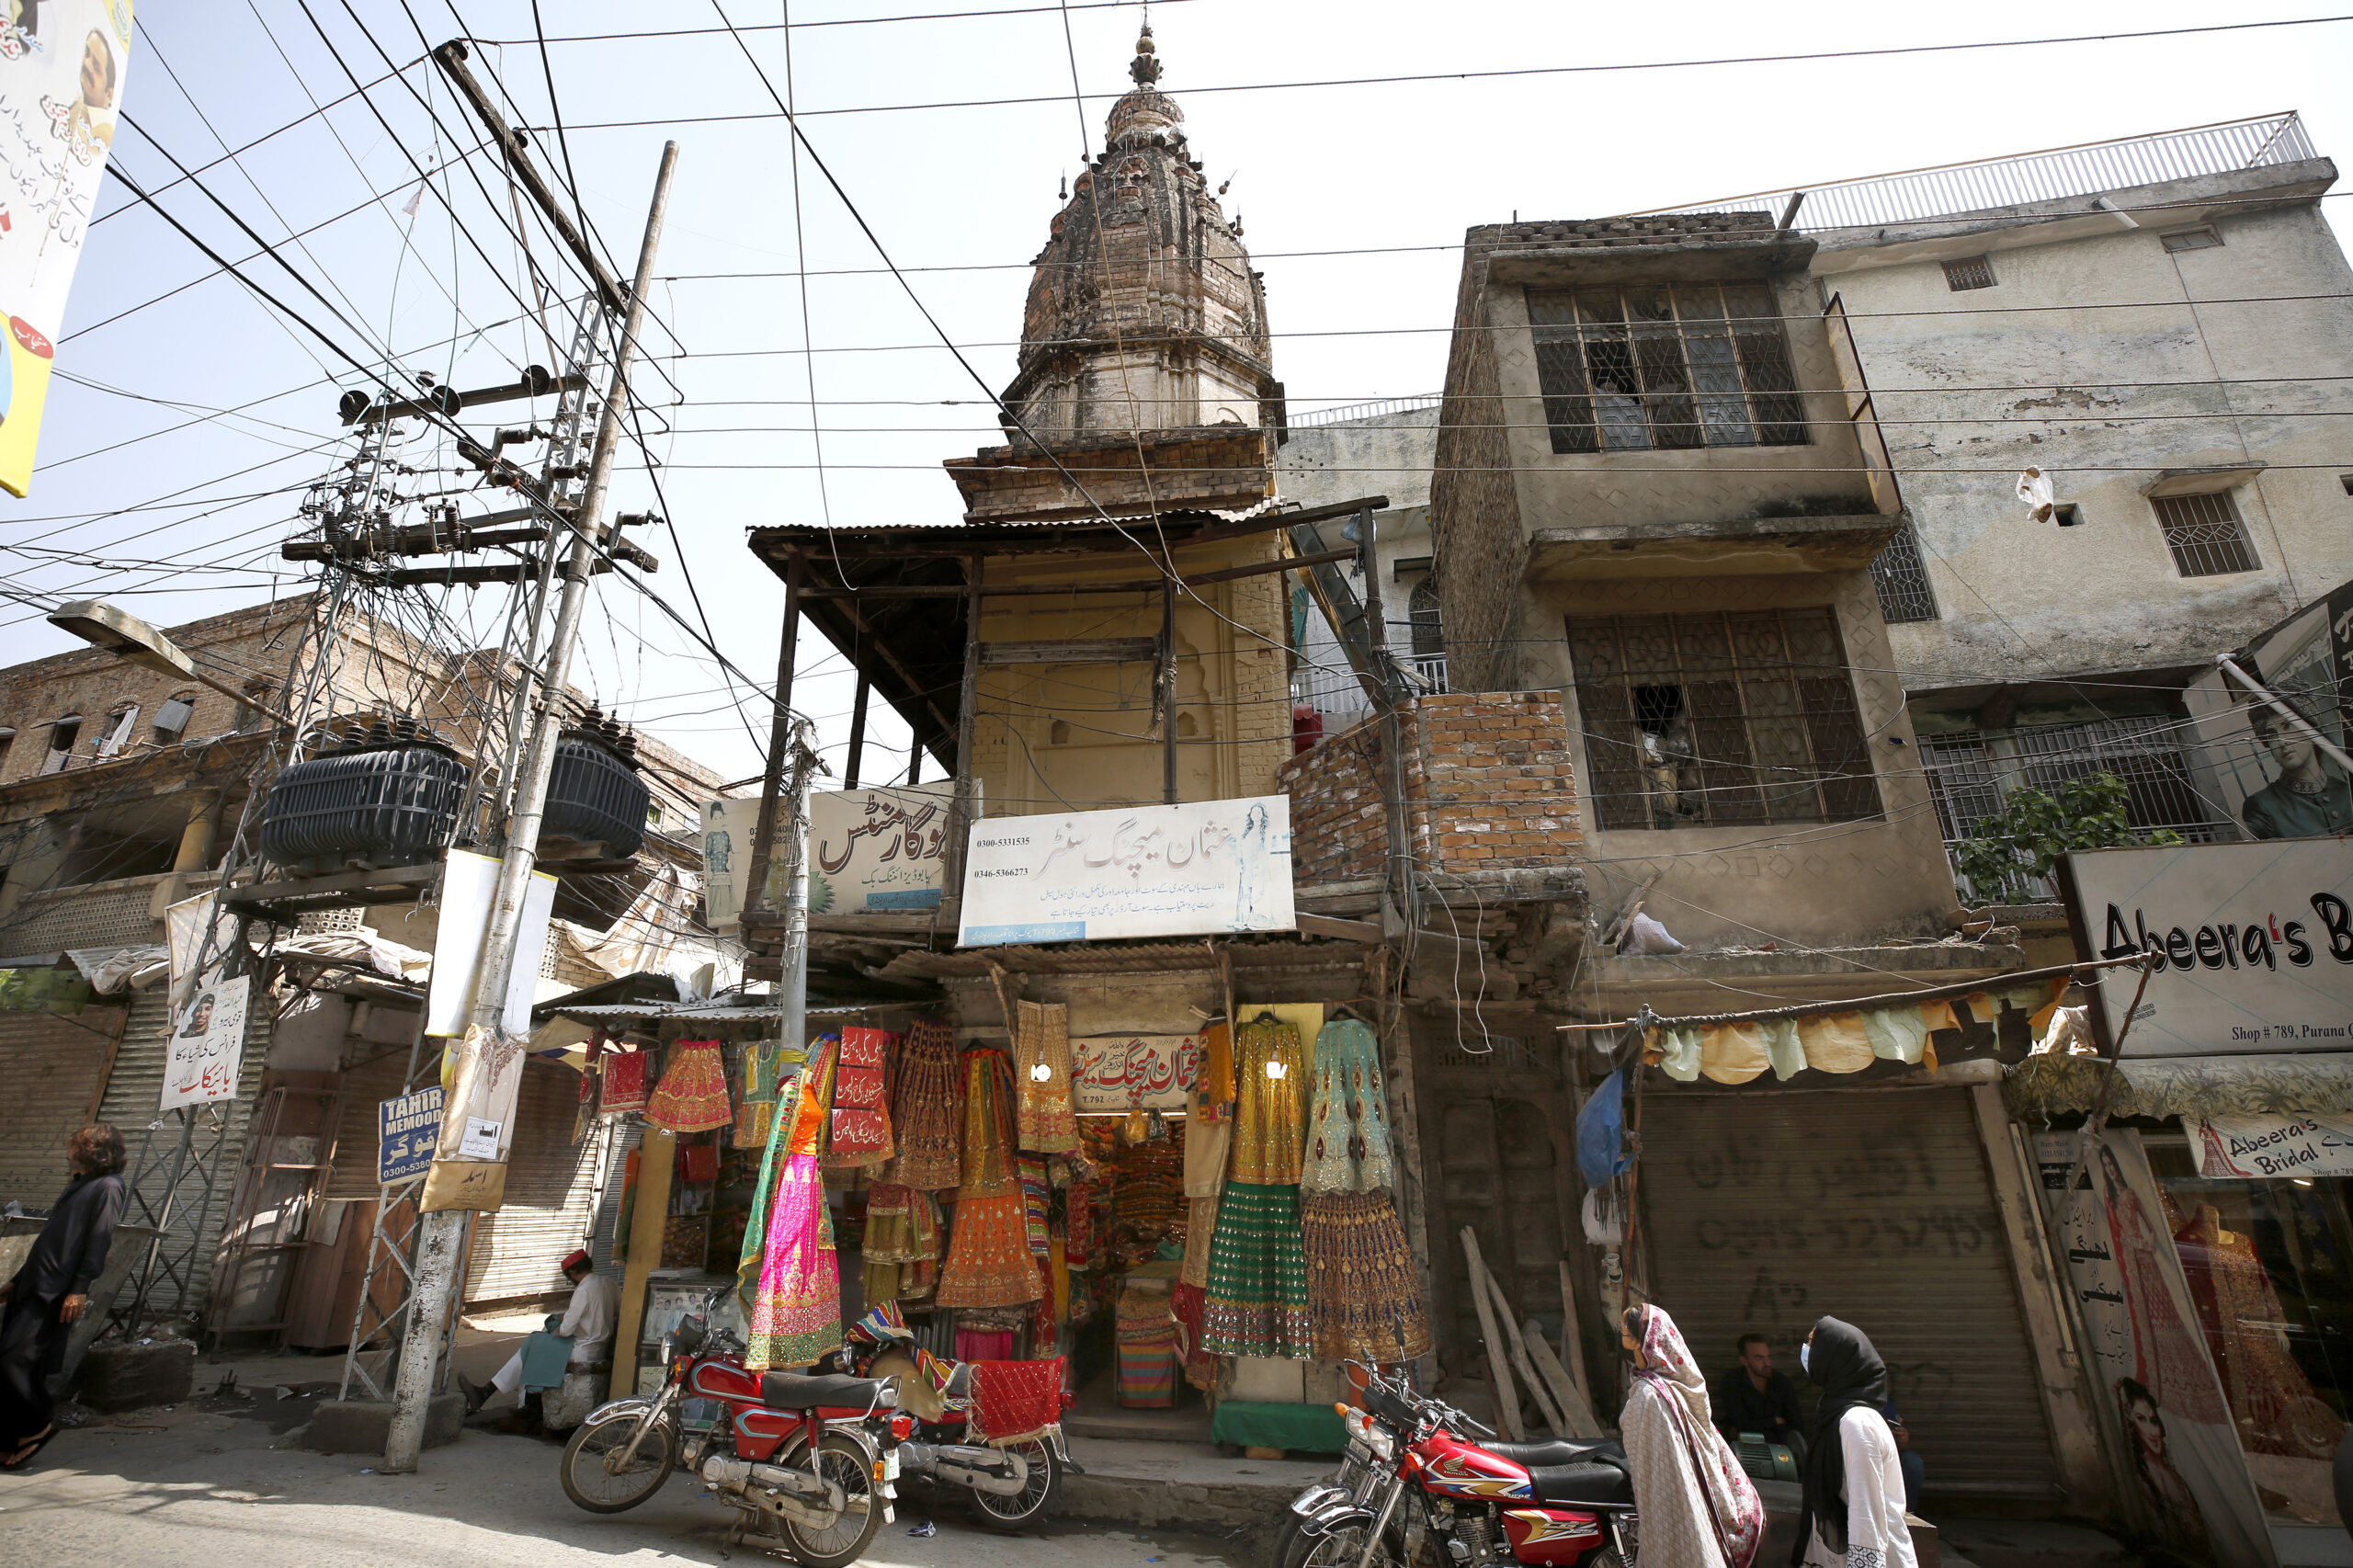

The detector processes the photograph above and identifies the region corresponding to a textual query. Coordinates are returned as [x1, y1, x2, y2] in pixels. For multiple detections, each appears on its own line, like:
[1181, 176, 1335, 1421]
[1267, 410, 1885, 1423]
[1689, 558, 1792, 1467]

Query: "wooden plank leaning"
[1458, 1226, 1523, 1442]
[1524, 1319, 1604, 1439]
[1485, 1270, 1568, 1439]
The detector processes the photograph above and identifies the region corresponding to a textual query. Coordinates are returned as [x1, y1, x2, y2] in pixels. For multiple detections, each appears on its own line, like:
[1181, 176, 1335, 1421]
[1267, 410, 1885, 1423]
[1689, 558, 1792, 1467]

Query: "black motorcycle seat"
[761, 1371, 888, 1410]
[1485, 1438, 1622, 1470]
[1527, 1460, 1636, 1506]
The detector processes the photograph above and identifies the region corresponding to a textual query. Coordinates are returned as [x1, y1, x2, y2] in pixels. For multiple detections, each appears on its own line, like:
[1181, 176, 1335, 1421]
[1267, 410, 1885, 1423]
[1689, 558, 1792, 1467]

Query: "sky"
[6, 0, 2352, 792]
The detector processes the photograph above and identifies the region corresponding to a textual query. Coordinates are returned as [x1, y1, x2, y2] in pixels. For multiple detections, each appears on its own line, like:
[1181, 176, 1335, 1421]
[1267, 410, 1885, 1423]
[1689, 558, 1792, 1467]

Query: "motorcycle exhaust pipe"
[897, 1440, 1032, 1496]
[699, 1453, 847, 1510]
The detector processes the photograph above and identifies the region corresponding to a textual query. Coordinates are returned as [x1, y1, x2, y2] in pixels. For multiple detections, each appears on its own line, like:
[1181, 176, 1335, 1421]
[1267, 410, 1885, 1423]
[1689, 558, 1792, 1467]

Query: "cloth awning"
[2004, 1051, 2353, 1120]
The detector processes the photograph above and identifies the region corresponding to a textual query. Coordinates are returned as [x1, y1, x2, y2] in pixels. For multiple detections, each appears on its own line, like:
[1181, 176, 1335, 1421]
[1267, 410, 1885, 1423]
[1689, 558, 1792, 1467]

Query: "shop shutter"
[462, 1058, 604, 1305]
[92, 986, 264, 1320]
[1639, 1087, 2058, 1498]
[322, 1049, 417, 1202]
[0, 1007, 121, 1208]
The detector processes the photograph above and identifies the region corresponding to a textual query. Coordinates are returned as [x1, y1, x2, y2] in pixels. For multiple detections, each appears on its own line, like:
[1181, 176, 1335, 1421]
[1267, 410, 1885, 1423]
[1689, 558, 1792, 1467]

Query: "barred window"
[1941, 256, 1997, 290]
[1870, 518, 1939, 624]
[2151, 491, 2259, 577]
[1565, 608, 1882, 831]
[1528, 282, 1806, 455]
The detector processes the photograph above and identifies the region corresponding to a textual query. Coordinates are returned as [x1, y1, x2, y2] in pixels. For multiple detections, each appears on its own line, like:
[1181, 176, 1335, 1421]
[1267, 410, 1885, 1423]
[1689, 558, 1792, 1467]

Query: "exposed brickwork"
[1463, 211, 1777, 250]
[1279, 692, 1584, 885]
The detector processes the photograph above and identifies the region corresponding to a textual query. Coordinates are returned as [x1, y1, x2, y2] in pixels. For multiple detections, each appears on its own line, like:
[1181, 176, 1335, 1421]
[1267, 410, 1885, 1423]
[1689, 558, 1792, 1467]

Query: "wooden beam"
[979, 638, 1158, 666]
[744, 552, 802, 921]
[798, 546, 1356, 603]
[1297, 911, 1487, 960]
[1461, 1226, 1523, 1442]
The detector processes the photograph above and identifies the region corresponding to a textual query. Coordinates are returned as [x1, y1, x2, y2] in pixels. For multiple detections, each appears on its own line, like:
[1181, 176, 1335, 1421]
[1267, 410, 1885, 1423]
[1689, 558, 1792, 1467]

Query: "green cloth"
[734, 1058, 802, 1316]
[1212, 1398, 1346, 1455]
[519, 1328, 574, 1393]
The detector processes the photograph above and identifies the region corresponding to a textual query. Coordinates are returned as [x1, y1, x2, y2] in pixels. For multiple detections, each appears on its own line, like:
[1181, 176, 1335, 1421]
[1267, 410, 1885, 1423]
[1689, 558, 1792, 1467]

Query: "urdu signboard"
[958, 795, 1293, 947]
[2060, 837, 2353, 1057]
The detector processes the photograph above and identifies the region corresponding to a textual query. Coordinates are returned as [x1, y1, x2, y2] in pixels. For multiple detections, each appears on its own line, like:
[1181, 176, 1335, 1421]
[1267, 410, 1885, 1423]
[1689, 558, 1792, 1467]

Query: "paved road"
[0, 1391, 1243, 1568]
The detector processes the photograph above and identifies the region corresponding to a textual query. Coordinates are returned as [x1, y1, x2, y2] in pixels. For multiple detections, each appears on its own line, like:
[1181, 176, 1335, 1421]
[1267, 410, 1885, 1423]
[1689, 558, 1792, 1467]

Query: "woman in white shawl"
[1620, 1304, 1764, 1568]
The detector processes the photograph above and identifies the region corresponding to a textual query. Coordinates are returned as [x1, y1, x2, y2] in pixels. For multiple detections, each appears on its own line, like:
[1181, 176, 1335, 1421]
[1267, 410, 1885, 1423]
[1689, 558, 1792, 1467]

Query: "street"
[0, 1392, 1245, 1568]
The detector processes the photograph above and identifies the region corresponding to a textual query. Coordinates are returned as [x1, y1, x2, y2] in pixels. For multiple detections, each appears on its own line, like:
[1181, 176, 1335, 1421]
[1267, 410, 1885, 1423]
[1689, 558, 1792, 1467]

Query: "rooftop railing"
[1288, 394, 1442, 429]
[1637, 112, 2317, 233]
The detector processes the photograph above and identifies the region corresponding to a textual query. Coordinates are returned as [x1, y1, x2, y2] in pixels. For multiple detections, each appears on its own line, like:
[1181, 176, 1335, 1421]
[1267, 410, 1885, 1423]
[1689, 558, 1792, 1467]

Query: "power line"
[488, 0, 1202, 46]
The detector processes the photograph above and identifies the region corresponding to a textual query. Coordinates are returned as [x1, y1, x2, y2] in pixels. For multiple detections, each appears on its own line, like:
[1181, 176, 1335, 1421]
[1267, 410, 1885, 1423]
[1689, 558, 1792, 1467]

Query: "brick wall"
[1279, 692, 1583, 886]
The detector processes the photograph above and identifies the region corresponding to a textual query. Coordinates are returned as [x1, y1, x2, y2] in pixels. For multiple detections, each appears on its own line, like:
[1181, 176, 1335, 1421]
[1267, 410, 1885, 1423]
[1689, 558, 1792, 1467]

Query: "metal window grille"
[1941, 256, 1997, 291]
[1527, 281, 1807, 455]
[1870, 519, 1939, 623]
[2151, 491, 2259, 576]
[1925, 718, 2233, 901]
[1565, 608, 1882, 831]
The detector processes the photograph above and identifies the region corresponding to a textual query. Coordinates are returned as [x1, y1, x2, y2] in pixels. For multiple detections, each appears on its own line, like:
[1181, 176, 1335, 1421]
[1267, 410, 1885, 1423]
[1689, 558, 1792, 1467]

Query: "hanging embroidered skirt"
[1200, 1180, 1312, 1359]
[863, 1185, 922, 1263]
[1301, 1191, 1432, 1363]
[646, 1040, 733, 1132]
[935, 1193, 1045, 1307]
[601, 1050, 650, 1115]
[745, 1152, 841, 1369]
[1015, 1000, 1080, 1153]
[888, 1020, 965, 1190]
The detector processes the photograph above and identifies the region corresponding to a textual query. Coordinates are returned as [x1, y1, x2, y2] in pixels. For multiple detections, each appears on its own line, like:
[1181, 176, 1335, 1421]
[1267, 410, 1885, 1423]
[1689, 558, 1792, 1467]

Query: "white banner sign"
[2063, 838, 2353, 1057]
[161, 972, 249, 1110]
[1072, 1034, 1201, 1113]
[424, 848, 559, 1038]
[959, 796, 1293, 947]
[812, 782, 958, 914]
[2191, 1112, 2353, 1180]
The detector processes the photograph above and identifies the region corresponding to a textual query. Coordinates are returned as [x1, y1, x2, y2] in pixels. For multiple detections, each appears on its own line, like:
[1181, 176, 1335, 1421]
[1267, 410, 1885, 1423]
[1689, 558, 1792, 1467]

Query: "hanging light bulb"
[1266, 1058, 1287, 1080]
[1030, 1061, 1053, 1082]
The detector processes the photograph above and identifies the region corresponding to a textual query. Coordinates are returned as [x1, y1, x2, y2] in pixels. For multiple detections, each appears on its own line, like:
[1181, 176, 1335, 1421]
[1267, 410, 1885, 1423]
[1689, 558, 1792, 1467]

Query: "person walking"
[1620, 1303, 1765, 1568]
[0, 1124, 129, 1471]
[1793, 1316, 1916, 1568]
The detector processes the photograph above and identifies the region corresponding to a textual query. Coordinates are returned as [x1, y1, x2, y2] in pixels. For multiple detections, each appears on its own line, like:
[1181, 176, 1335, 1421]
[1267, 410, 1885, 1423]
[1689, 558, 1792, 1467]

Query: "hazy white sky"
[10, 1, 2352, 788]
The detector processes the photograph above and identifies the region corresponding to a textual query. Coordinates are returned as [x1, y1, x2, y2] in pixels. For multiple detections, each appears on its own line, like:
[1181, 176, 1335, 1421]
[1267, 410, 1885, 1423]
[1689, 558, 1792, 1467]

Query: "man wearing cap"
[461, 1249, 617, 1415]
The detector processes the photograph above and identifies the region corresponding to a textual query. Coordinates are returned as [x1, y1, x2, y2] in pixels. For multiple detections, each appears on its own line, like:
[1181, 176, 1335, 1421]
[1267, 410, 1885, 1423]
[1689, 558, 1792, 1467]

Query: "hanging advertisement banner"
[2036, 1129, 2277, 1567]
[1071, 1033, 1201, 1113]
[160, 972, 249, 1110]
[377, 1085, 443, 1184]
[699, 797, 763, 931]
[2189, 1112, 2353, 1180]
[423, 847, 559, 1037]
[811, 781, 959, 914]
[959, 795, 1293, 947]
[2059, 837, 2353, 1058]
[2182, 577, 2353, 842]
[0, 2, 134, 495]
[422, 1021, 526, 1212]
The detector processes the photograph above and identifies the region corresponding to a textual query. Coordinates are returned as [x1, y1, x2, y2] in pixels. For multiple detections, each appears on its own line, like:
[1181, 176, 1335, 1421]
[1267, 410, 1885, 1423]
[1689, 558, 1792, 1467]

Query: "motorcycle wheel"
[966, 1437, 1062, 1530]
[1276, 1513, 1404, 1568]
[778, 1432, 888, 1568]
[559, 1406, 678, 1514]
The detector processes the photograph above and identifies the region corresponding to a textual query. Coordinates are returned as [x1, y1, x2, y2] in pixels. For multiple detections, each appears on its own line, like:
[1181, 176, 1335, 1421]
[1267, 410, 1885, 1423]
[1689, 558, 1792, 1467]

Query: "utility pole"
[381, 139, 678, 1473]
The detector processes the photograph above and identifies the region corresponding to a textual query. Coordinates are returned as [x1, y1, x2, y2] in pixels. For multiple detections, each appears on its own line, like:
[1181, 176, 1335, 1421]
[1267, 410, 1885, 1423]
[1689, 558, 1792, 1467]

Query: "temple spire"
[1129, 13, 1162, 88]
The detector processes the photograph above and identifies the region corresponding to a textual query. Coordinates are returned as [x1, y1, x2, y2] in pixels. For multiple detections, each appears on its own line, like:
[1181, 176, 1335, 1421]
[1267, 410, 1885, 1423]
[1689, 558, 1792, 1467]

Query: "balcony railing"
[1291, 653, 1449, 723]
[1637, 112, 2317, 233]
[1288, 394, 1442, 429]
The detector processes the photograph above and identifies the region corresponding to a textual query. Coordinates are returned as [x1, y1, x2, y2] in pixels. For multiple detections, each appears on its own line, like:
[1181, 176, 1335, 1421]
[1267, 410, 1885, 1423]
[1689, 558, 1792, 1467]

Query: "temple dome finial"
[1129, 16, 1161, 88]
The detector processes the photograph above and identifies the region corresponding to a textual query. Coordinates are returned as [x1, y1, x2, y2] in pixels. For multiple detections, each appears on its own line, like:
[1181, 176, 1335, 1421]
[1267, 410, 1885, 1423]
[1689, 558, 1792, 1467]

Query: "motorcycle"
[1279, 1368, 1639, 1568]
[828, 1303, 1071, 1529]
[558, 1289, 911, 1568]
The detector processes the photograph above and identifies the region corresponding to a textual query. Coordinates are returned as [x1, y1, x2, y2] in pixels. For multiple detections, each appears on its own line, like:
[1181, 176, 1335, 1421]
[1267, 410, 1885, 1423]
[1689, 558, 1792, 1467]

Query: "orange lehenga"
[935, 1049, 1043, 1307]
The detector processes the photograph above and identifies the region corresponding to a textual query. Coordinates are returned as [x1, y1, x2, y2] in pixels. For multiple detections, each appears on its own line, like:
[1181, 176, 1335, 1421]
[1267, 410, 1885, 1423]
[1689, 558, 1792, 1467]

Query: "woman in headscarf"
[1793, 1316, 1915, 1568]
[1620, 1304, 1763, 1568]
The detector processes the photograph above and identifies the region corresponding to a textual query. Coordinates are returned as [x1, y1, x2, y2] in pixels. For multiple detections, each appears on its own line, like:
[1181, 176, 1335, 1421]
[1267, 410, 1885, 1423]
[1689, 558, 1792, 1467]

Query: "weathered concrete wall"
[1830, 193, 2353, 696]
[1278, 404, 1439, 512]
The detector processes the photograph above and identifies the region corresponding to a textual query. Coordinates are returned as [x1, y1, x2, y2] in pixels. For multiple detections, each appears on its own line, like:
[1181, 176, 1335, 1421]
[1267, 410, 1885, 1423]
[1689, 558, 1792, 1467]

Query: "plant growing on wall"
[1951, 770, 2183, 903]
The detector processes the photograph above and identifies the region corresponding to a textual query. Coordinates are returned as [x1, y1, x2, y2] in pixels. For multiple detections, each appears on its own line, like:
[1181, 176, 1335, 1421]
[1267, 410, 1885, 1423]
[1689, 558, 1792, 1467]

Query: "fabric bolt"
[1179, 1194, 1219, 1289]
[1183, 1113, 1233, 1199]
[646, 1040, 734, 1132]
[1620, 1304, 1764, 1568]
[1019, 1156, 1053, 1256]
[970, 1355, 1067, 1446]
[1200, 1179, 1313, 1359]
[1699, 1023, 1771, 1085]
[1231, 1017, 1309, 1184]
[888, 1019, 965, 1190]
[1861, 1007, 1930, 1065]
[1301, 1018, 1394, 1195]
[1015, 999, 1081, 1153]
[1798, 1015, 1875, 1076]
[1195, 1018, 1236, 1119]
[1300, 1190, 1431, 1362]
[601, 1050, 649, 1115]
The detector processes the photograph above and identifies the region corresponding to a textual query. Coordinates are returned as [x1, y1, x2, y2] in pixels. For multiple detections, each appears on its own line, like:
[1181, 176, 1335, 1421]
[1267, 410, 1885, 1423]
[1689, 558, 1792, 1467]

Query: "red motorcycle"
[558, 1289, 912, 1568]
[1279, 1369, 1638, 1568]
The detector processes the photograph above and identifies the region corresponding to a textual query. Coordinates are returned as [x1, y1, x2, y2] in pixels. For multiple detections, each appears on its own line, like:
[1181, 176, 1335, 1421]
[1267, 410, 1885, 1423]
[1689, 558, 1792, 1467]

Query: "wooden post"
[745, 551, 804, 920]
[1461, 1225, 1522, 1441]
[611, 1126, 676, 1397]
[844, 660, 870, 791]
[942, 551, 984, 902]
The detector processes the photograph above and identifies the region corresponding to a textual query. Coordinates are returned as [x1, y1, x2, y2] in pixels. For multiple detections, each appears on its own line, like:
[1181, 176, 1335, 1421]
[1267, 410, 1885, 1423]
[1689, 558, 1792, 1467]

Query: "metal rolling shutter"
[1639, 1087, 2057, 1497]
[323, 1049, 415, 1202]
[94, 986, 264, 1320]
[0, 1008, 119, 1208]
[462, 1058, 603, 1304]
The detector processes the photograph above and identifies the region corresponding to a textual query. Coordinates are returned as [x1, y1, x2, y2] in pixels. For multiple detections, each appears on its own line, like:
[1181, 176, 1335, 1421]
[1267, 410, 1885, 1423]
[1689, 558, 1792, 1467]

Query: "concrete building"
[0, 594, 737, 1341]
